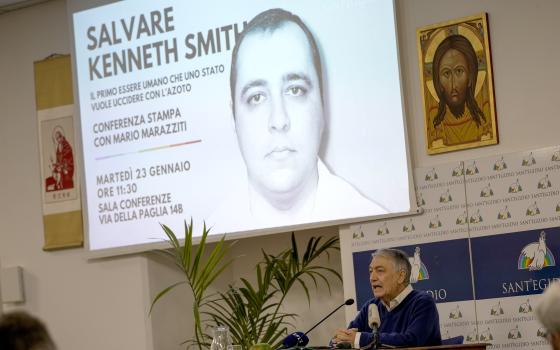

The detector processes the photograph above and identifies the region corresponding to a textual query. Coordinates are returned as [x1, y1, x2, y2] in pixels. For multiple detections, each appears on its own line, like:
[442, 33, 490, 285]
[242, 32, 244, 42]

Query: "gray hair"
[536, 280, 560, 334]
[371, 248, 411, 285]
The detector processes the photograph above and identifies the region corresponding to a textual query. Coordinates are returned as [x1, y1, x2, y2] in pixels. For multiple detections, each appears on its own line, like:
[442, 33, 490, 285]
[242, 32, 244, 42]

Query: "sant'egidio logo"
[466, 328, 493, 342]
[402, 219, 415, 233]
[466, 328, 479, 342]
[465, 161, 479, 175]
[490, 301, 504, 316]
[480, 183, 494, 197]
[425, 168, 438, 181]
[429, 215, 442, 228]
[465, 328, 484, 343]
[497, 206, 511, 220]
[439, 188, 452, 203]
[518, 298, 532, 313]
[469, 209, 483, 224]
[451, 163, 464, 177]
[538, 174, 552, 189]
[518, 231, 556, 271]
[456, 211, 468, 225]
[522, 152, 536, 166]
[409, 247, 429, 283]
[479, 327, 493, 341]
[494, 156, 507, 171]
[526, 201, 541, 216]
[507, 325, 522, 339]
[377, 222, 389, 236]
[352, 225, 364, 239]
[448, 305, 462, 319]
[508, 179, 523, 193]
[417, 192, 426, 207]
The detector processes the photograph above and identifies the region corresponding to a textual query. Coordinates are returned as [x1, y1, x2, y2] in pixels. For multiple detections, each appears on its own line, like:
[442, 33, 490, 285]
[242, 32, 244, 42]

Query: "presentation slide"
[72, 0, 413, 252]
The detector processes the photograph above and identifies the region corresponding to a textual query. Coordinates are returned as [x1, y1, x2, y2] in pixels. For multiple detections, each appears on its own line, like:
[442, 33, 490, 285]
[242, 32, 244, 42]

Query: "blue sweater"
[348, 290, 441, 347]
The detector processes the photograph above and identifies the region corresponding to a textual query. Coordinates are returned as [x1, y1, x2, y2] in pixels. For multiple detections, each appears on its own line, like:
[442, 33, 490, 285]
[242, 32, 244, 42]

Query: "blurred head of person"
[536, 281, 560, 350]
[0, 311, 56, 350]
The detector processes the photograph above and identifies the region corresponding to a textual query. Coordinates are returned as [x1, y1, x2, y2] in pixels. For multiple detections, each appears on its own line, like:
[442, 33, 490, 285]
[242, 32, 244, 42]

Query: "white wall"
[1, 0, 559, 349]
[0, 1, 153, 349]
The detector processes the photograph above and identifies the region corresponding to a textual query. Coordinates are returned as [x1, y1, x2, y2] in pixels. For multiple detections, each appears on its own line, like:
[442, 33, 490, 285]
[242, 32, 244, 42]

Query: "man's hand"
[332, 328, 358, 346]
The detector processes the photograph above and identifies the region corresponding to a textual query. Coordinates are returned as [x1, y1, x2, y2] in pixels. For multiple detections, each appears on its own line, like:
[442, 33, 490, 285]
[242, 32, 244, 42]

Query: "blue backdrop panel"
[352, 238, 474, 309]
[471, 227, 560, 300]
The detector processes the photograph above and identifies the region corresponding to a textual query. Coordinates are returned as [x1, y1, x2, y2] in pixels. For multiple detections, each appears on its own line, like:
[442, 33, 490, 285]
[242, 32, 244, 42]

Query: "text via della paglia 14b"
[89, 66, 225, 111]
[95, 160, 190, 225]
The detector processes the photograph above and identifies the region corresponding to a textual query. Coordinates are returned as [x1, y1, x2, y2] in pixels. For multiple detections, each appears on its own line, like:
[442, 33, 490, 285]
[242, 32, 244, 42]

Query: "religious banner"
[35, 55, 83, 249]
[417, 13, 498, 154]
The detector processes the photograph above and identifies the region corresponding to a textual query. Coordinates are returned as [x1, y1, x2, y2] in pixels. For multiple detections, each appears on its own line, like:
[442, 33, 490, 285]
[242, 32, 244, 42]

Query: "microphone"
[282, 331, 309, 348]
[365, 304, 380, 350]
[281, 298, 355, 348]
[368, 303, 380, 329]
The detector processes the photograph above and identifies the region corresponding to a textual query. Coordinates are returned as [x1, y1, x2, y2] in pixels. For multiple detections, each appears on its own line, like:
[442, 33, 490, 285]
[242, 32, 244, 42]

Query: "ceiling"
[0, 0, 53, 15]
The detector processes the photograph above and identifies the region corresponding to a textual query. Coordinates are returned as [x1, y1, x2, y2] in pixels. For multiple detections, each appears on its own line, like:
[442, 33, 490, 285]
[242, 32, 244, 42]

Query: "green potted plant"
[205, 233, 341, 349]
[151, 220, 341, 350]
[150, 219, 236, 350]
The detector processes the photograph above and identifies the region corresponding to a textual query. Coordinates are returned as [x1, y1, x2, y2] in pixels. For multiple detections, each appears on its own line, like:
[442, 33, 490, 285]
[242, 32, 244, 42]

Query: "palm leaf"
[182, 219, 194, 271]
[150, 219, 235, 350]
[153, 226, 341, 350]
[149, 281, 186, 314]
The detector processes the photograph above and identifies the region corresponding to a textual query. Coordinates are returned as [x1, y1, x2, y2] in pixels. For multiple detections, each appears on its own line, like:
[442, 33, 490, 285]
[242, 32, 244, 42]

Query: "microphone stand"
[278, 299, 354, 349]
[304, 299, 354, 337]
[358, 329, 379, 350]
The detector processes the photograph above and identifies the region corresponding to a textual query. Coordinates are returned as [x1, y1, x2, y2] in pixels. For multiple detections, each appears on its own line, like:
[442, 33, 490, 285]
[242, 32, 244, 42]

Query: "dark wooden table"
[397, 344, 488, 350]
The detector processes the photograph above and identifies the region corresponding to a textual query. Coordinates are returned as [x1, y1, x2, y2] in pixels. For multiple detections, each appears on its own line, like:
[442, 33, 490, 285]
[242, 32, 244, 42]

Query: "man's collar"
[381, 284, 413, 312]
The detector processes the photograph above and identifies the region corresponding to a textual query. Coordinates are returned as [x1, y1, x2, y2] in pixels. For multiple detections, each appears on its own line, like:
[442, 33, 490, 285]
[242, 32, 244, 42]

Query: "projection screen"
[71, 0, 416, 254]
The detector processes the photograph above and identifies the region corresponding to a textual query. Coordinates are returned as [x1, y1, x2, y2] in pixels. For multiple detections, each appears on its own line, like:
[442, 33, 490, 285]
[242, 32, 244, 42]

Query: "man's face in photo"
[233, 22, 324, 197]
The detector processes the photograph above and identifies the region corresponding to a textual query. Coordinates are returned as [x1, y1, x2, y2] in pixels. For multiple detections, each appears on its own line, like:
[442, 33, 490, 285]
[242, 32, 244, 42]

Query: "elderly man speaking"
[333, 249, 441, 348]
